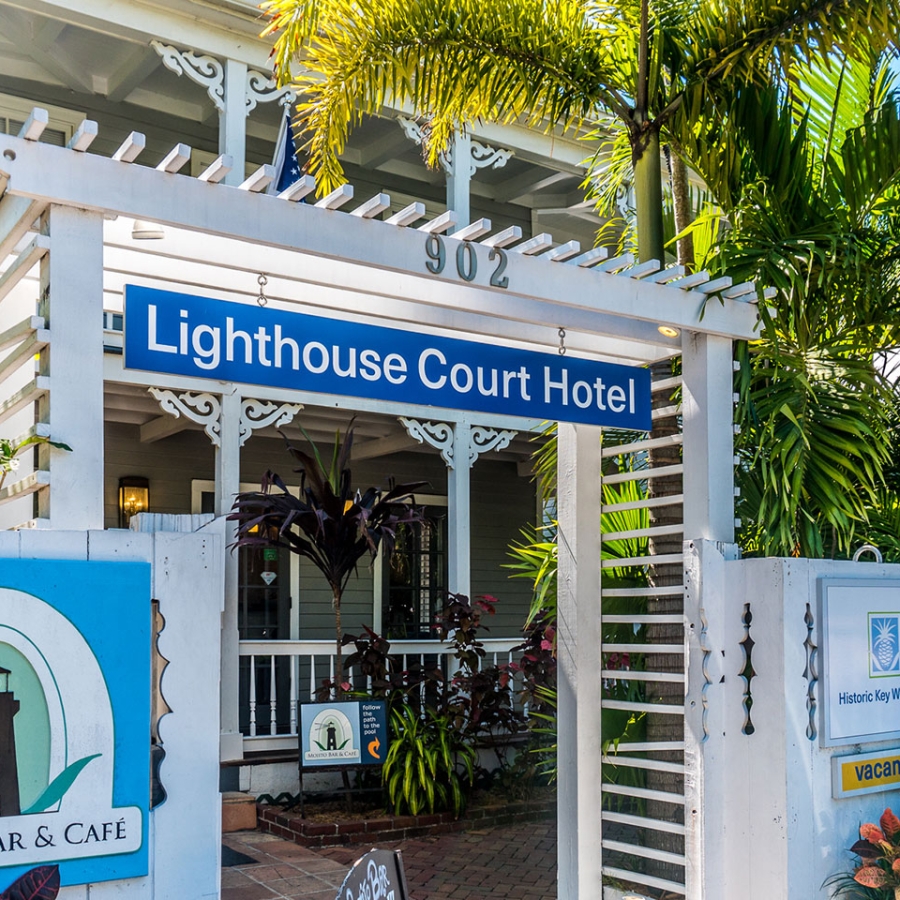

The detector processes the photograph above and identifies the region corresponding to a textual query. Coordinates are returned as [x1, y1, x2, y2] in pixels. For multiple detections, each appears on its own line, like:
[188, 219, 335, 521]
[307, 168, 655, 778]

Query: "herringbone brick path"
[223, 819, 557, 900]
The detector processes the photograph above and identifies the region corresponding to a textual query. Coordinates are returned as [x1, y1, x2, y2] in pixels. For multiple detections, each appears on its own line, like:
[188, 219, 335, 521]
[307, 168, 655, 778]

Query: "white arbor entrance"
[0, 116, 761, 899]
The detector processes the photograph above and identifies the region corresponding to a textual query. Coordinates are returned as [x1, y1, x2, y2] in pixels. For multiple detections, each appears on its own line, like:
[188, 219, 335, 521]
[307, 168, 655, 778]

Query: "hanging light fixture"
[119, 476, 150, 528]
[131, 219, 165, 240]
[657, 325, 680, 339]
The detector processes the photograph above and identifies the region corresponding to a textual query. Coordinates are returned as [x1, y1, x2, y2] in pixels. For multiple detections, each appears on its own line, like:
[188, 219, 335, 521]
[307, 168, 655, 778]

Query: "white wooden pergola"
[0, 117, 760, 900]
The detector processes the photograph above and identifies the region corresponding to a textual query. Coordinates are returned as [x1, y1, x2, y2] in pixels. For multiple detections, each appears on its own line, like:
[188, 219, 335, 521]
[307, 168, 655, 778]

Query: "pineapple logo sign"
[822, 579, 900, 746]
[0, 560, 150, 887]
[870, 615, 900, 676]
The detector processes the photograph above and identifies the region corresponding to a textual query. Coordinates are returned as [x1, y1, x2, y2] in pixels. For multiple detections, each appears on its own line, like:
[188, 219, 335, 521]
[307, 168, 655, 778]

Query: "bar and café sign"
[123, 285, 651, 430]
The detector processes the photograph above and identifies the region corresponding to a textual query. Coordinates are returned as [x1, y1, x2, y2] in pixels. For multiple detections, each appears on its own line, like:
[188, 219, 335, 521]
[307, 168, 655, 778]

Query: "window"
[382, 509, 447, 639]
[0, 94, 83, 146]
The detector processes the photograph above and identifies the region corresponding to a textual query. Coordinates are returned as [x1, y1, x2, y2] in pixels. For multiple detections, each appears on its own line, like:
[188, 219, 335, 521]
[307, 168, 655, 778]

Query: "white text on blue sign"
[124, 286, 651, 429]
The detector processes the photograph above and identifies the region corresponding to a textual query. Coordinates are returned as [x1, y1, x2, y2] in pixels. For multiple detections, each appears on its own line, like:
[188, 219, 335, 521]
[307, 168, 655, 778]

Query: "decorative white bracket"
[245, 71, 296, 113]
[152, 41, 225, 111]
[149, 388, 223, 446]
[470, 426, 518, 466]
[399, 418, 517, 469]
[400, 417, 455, 467]
[397, 117, 512, 176]
[152, 41, 295, 115]
[239, 399, 302, 446]
[468, 140, 514, 175]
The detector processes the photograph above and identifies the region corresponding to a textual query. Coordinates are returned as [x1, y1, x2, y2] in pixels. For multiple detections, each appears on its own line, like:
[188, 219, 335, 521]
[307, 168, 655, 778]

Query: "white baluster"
[249, 655, 257, 737]
[270, 655, 277, 735]
[290, 654, 298, 734]
[329, 655, 335, 700]
[419, 653, 425, 715]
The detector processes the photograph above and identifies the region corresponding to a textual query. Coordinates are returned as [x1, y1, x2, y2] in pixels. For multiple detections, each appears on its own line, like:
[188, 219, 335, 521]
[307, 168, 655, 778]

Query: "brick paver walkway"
[223, 820, 557, 900]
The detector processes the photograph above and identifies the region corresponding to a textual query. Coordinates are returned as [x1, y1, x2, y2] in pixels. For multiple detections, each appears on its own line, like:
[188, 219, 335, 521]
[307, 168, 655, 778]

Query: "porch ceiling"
[103, 381, 541, 466]
[0, 2, 607, 250]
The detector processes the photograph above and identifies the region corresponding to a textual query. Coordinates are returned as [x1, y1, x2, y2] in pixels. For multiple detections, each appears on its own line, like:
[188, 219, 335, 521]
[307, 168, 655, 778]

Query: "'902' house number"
[424, 234, 509, 289]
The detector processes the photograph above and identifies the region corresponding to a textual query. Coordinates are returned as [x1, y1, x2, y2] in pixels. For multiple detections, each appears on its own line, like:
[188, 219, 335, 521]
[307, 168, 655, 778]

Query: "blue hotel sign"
[124, 285, 651, 430]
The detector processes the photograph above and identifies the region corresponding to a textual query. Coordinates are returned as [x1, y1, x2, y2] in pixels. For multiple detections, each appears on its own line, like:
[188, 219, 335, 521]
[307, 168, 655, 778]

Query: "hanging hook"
[257, 273, 269, 307]
[558, 327, 566, 356]
[853, 543, 883, 564]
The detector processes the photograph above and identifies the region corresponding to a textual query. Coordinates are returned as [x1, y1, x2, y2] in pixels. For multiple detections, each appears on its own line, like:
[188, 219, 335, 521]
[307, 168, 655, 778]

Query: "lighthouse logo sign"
[300, 701, 388, 768]
[0, 559, 150, 887]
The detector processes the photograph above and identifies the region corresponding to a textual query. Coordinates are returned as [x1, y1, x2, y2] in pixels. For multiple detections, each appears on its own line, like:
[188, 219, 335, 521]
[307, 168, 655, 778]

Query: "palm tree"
[258, 0, 899, 884]
[229, 420, 427, 688]
[684, 52, 900, 557]
[262, 0, 893, 262]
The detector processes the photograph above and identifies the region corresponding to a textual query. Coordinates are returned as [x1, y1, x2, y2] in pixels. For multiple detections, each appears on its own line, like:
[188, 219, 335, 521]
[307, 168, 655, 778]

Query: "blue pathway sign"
[124, 285, 651, 430]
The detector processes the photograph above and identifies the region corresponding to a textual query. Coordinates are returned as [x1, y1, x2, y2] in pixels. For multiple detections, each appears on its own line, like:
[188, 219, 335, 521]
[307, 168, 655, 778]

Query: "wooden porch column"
[447, 421, 471, 597]
[219, 59, 247, 187]
[217, 386, 243, 761]
[37, 205, 104, 528]
[557, 423, 603, 900]
[446, 130, 471, 231]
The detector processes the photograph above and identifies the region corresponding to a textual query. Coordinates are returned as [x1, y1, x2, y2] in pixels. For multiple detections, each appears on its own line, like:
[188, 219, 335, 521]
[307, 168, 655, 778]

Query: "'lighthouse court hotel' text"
[124, 286, 652, 430]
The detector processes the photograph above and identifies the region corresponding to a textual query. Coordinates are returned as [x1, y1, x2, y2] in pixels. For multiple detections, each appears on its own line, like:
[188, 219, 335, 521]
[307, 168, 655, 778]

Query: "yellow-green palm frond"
[280, 0, 635, 192]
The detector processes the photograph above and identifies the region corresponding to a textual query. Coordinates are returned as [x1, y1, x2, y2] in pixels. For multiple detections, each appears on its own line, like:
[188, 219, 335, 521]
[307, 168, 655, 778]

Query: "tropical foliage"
[228, 420, 426, 680]
[259, 0, 900, 560]
[382, 703, 476, 816]
[827, 808, 900, 899]
[689, 54, 900, 557]
[0, 435, 71, 491]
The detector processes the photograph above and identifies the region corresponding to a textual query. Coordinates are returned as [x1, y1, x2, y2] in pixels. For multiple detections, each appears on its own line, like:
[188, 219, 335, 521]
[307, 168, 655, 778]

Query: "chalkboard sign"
[335, 849, 409, 900]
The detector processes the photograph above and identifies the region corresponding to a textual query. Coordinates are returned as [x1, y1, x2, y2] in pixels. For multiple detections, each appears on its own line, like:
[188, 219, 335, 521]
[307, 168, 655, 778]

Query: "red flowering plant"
[828, 809, 900, 899]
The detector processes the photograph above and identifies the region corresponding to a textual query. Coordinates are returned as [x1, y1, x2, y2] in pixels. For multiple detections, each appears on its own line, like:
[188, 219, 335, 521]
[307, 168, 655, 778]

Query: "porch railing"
[237, 637, 524, 752]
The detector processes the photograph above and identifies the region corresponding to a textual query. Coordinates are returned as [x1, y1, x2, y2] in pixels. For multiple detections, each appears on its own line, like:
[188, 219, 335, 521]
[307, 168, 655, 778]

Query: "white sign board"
[821, 578, 900, 746]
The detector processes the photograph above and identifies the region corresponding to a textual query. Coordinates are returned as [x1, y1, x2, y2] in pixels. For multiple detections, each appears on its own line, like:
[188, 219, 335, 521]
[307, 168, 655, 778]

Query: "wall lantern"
[119, 476, 150, 528]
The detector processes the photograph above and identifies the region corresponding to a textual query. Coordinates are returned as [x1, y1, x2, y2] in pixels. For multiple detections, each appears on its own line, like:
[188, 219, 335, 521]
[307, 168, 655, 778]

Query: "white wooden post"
[446, 130, 471, 231]
[681, 330, 737, 900]
[556, 423, 603, 900]
[447, 421, 471, 597]
[681, 331, 735, 543]
[219, 59, 247, 187]
[217, 387, 243, 760]
[37, 205, 104, 529]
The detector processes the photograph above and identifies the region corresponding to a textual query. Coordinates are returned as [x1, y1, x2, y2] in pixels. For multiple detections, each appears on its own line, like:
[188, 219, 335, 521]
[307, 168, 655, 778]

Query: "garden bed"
[257, 788, 556, 847]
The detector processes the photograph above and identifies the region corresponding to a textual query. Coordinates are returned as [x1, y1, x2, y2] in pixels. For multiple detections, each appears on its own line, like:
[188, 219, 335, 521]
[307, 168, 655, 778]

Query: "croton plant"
[835, 809, 900, 898]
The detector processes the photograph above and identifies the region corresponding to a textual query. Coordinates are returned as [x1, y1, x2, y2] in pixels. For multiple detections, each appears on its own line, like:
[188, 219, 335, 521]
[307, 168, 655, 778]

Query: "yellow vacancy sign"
[833, 749, 900, 798]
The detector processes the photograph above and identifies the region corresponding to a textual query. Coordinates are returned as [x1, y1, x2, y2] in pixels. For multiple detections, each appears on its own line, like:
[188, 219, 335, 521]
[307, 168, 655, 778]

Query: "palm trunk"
[670, 150, 695, 271]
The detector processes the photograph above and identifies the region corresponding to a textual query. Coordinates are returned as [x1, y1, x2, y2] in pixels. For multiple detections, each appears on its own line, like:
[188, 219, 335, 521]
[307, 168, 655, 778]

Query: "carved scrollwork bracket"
[239, 399, 302, 446]
[399, 417, 455, 468]
[469, 426, 517, 466]
[152, 41, 225, 111]
[245, 70, 296, 112]
[149, 388, 223, 446]
[397, 117, 512, 177]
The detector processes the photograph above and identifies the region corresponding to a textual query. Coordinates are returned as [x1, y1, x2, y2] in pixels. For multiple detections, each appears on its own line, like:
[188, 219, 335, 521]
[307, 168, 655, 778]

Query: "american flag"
[270, 106, 303, 194]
